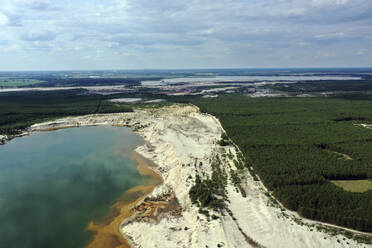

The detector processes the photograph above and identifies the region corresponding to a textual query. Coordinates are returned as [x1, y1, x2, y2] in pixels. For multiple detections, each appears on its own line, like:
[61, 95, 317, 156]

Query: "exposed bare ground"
[331, 151, 353, 160]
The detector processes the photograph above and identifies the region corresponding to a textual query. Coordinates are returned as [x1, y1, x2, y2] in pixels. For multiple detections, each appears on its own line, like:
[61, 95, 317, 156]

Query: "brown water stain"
[85, 151, 162, 248]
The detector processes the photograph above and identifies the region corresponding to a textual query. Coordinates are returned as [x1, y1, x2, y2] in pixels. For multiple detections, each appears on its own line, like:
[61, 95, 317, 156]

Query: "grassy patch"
[331, 180, 372, 193]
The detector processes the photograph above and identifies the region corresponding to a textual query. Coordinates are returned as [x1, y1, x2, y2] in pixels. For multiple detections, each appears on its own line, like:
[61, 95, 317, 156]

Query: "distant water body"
[0, 126, 149, 248]
[141, 75, 361, 86]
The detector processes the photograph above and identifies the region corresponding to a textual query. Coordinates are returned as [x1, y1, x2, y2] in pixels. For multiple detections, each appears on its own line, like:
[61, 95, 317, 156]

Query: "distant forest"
[0, 90, 134, 135]
[26, 78, 142, 87]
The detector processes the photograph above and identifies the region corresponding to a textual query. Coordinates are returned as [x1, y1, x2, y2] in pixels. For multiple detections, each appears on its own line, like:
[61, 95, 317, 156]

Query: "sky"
[0, 0, 371, 70]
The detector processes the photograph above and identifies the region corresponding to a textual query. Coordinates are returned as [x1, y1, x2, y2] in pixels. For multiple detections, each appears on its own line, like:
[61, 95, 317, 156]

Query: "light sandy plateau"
[13, 105, 371, 248]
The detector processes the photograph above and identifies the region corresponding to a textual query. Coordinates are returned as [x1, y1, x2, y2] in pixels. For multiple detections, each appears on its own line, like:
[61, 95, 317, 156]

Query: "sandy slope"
[26, 105, 371, 248]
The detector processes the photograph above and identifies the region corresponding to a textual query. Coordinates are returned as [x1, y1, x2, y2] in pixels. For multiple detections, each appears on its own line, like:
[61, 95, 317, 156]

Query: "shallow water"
[0, 126, 148, 248]
[141, 75, 361, 85]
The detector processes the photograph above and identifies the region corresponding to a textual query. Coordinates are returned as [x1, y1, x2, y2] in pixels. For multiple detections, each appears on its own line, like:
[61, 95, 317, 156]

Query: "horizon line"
[1, 67, 372, 72]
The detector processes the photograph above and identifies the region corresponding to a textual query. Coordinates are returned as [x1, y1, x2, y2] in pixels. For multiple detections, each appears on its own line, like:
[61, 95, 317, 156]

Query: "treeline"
[22, 78, 141, 88]
[268, 79, 372, 93]
[276, 184, 372, 231]
[189, 95, 372, 232]
[0, 90, 133, 135]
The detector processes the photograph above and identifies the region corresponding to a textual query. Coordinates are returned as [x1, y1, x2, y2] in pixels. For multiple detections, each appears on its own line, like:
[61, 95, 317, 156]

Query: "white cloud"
[312, 0, 349, 6]
[296, 42, 310, 47]
[356, 49, 368, 55]
[20, 31, 56, 41]
[0, 0, 371, 69]
[314, 32, 345, 40]
[315, 51, 334, 58]
[0, 13, 9, 25]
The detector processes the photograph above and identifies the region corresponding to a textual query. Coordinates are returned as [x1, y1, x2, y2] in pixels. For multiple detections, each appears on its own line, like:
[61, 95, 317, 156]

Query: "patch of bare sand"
[331, 151, 353, 160]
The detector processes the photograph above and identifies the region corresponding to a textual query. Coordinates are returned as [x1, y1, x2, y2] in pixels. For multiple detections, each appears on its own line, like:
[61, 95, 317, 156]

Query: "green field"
[332, 180, 372, 193]
[0, 79, 44, 87]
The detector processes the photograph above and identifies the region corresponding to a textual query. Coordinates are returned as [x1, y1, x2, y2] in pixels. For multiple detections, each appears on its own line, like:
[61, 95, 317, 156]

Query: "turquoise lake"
[0, 126, 148, 248]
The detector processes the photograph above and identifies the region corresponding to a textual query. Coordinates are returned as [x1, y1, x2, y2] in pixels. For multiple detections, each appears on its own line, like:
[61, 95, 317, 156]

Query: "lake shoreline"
[1, 104, 370, 248]
[0, 115, 164, 248]
[85, 150, 163, 248]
